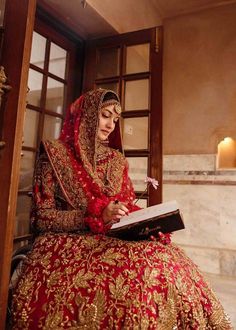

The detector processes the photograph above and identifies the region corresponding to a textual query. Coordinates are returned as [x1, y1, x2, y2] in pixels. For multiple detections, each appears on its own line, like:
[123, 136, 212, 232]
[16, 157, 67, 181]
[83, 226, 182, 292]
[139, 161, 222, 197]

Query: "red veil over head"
[34, 89, 135, 234]
[37, 88, 127, 216]
[59, 88, 123, 165]
[59, 89, 124, 188]
[54, 88, 126, 203]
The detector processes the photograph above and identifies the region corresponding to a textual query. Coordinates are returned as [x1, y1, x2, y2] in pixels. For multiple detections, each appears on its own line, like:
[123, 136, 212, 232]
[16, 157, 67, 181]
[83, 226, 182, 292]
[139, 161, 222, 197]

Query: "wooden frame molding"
[83, 27, 163, 205]
[0, 0, 36, 327]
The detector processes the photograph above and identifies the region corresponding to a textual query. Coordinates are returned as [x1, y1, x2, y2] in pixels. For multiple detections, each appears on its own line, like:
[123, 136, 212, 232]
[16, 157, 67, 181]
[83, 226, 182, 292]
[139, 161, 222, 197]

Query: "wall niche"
[217, 137, 236, 169]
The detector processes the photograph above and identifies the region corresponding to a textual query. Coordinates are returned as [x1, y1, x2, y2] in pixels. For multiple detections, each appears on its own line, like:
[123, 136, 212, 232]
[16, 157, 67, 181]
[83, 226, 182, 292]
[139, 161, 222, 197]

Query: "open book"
[108, 200, 185, 241]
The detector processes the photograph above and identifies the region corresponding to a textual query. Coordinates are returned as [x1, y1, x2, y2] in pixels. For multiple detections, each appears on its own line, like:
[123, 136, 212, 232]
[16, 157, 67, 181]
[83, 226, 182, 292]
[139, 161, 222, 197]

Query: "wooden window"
[14, 15, 83, 250]
[83, 27, 163, 207]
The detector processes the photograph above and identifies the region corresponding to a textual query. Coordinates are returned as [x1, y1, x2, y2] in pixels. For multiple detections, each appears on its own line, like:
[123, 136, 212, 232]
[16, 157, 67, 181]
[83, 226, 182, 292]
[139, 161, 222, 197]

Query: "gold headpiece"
[101, 99, 122, 114]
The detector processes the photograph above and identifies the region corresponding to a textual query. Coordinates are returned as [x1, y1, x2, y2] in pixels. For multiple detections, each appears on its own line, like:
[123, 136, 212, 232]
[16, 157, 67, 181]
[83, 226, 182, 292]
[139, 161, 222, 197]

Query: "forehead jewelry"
[101, 99, 122, 114]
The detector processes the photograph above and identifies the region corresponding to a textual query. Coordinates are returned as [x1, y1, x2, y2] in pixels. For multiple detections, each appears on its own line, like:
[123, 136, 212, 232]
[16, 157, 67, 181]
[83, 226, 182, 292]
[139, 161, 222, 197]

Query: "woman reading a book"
[12, 89, 232, 329]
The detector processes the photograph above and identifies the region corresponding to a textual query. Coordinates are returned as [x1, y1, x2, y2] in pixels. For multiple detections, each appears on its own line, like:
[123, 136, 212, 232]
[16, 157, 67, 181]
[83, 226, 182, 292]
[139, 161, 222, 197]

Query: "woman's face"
[97, 104, 120, 141]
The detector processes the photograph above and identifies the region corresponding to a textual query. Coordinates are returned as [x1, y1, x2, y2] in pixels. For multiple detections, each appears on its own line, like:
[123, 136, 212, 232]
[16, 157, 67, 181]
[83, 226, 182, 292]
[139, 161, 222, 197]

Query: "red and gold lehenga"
[12, 89, 232, 329]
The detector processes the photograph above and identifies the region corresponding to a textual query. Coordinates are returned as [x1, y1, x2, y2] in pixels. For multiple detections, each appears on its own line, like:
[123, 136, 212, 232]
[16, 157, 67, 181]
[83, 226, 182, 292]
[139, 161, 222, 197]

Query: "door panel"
[14, 15, 84, 251]
[125, 43, 150, 74]
[96, 47, 120, 78]
[124, 78, 149, 110]
[0, 1, 36, 326]
[122, 117, 149, 150]
[83, 27, 163, 206]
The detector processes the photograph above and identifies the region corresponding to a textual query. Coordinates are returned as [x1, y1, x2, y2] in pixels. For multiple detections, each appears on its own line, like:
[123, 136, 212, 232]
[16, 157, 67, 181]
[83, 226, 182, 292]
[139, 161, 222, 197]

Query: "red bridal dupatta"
[32, 89, 137, 234]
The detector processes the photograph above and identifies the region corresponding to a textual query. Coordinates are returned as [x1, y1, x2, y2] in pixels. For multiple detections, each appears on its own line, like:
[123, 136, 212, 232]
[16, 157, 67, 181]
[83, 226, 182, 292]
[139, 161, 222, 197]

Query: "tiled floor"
[205, 273, 236, 328]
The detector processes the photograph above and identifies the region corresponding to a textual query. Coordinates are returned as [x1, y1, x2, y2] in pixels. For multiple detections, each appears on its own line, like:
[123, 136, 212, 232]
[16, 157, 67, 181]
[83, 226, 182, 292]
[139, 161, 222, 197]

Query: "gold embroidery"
[74, 269, 94, 289]
[100, 248, 125, 266]
[74, 289, 106, 329]
[101, 99, 121, 114]
[76, 89, 125, 195]
[12, 235, 233, 329]
[43, 140, 88, 210]
[109, 275, 130, 300]
[31, 148, 86, 233]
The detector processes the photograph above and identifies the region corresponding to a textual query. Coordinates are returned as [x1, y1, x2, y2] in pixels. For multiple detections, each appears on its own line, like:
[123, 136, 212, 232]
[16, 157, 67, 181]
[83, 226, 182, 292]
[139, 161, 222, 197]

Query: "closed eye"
[101, 109, 120, 122]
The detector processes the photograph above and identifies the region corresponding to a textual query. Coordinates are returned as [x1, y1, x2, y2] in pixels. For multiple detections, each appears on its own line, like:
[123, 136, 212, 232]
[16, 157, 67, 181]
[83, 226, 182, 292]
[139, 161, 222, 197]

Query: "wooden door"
[14, 13, 83, 252]
[83, 27, 163, 206]
[0, 0, 36, 327]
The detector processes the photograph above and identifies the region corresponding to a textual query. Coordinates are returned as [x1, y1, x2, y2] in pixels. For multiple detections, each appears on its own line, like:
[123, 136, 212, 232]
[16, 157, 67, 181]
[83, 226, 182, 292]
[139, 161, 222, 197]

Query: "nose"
[106, 118, 115, 130]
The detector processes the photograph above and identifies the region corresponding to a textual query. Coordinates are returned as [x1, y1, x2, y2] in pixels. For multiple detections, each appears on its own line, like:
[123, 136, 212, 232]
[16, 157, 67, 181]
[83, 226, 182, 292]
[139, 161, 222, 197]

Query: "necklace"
[96, 143, 110, 162]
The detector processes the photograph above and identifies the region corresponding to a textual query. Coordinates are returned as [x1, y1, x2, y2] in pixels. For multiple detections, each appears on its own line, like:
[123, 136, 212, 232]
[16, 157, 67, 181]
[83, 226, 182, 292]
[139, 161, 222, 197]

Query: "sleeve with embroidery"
[83, 157, 139, 234]
[31, 154, 85, 233]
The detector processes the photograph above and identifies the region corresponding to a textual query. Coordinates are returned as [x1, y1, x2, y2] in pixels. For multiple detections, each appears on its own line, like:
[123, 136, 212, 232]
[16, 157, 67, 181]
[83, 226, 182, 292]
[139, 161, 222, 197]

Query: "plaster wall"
[163, 4, 236, 155]
[162, 4, 236, 277]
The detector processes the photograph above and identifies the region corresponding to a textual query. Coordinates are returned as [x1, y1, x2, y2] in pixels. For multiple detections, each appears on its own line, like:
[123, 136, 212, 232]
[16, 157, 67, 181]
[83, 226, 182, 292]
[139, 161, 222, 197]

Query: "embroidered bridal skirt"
[12, 233, 232, 329]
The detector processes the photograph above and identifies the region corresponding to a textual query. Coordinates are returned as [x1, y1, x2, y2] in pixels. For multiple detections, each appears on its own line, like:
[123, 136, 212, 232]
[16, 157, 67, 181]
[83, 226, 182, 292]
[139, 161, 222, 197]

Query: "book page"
[111, 200, 179, 229]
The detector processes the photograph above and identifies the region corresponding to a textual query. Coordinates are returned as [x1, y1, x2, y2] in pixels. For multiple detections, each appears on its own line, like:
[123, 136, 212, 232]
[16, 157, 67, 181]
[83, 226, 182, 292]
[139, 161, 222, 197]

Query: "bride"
[11, 88, 232, 329]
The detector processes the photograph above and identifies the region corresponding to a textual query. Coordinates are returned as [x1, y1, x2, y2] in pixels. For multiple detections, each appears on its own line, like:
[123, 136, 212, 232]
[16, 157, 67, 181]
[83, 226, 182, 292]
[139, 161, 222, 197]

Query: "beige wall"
[162, 4, 236, 278]
[163, 4, 236, 155]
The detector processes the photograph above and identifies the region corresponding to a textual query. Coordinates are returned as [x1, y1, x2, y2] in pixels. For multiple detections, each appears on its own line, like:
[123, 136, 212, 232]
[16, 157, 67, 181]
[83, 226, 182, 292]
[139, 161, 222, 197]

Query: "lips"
[101, 130, 110, 134]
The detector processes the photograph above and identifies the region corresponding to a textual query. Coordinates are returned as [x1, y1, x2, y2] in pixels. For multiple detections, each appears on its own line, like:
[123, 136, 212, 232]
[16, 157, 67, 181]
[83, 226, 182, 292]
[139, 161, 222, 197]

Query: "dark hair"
[103, 91, 119, 102]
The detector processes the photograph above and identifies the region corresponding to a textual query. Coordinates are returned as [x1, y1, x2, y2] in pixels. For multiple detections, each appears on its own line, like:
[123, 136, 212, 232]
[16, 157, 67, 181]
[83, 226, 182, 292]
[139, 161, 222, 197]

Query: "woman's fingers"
[113, 204, 129, 215]
[102, 201, 129, 224]
[113, 214, 122, 219]
[113, 201, 129, 213]
[119, 204, 129, 214]
[112, 208, 126, 216]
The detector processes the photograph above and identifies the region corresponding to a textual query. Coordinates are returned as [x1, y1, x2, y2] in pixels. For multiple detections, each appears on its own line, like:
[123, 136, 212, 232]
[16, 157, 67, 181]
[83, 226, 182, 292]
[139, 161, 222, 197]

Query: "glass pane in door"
[96, 47, 120, 78]
[45, 78, 65, 114]
[19, 151, 35, 191]
[124, 79, 149, 111]
[126, 43, 150, 74]
[96, 82, 118, 94]
[127, 157, 148, 191]
[49, 42, 67, 79]
[23, 109, 39, 148]
[135, 199, 148, 208]
[27, 69, 43, 107]
[43, 115, 62, 140]
[15, 195, 31, 237]
[30, 32, 46, 69]
[122, 117, 148, 150]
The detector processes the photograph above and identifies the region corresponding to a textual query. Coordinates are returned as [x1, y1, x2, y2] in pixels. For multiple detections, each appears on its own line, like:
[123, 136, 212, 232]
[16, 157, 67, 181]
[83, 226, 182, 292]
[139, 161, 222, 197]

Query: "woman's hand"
[102, 201, 129, 225]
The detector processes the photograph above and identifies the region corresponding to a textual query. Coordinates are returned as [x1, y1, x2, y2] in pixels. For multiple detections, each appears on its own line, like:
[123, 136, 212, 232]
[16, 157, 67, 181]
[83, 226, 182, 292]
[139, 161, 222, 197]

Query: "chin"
[98, 134, 107, 141]
[98, 131, 110, 140]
